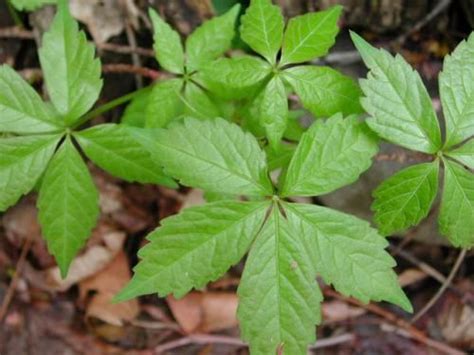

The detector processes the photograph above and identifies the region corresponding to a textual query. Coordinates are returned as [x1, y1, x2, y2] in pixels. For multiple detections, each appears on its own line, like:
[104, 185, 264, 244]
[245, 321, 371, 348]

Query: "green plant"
[0, 2, 175, 276]
[9, 0, 55, 11]
[351, 32, 474, 248]
[116, 116, 411, 354]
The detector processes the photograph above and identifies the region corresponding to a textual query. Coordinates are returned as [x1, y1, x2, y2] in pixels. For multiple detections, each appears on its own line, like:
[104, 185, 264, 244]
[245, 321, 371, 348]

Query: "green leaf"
[372, 161, 439, 235]
[75, 124, 176, 187]
[439, 33, 474, 147]
[439, 159, 474, 247]
[285, 202, 412, 312]
[201, 56, 271, 99]
[146, 79, 183, 128]
[446, 139, 474, 169]
[0, 65, 62, 134]
[181, 82, 220, 119]
[38, 136, 99, 277]
[351, 31, 442, 154]
[283, 65, 363, 117]
[186, 4, 240, 71]
[238, 205, 323, 355]
[258, 76, 288, 148]
[240, 0, 284, 64]
[116, 201, 268, 301]
[151, 117, 273, 196]
[39, 3, 102, 123]
[0, 134, 60, 211]
[281, 115, 378, 197]
[149, 8, 185, 74]
[121, 88, 151, 128]
[266, 143, 295, 171]
[280, 6, 342, 66]
[10, 0, 55, 10]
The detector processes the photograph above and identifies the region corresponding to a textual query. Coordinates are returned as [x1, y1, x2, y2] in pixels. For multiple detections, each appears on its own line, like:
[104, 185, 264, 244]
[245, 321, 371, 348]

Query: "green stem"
[72, 86, 150, 130]
[6, 0, 24, 28]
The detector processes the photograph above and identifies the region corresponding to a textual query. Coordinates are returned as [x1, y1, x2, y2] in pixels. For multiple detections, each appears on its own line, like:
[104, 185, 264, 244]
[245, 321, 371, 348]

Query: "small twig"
[102, 64, 160, 80]
[121, 1, 143, 88]
[129, 319, 181, 332]
[375, 151, 433, 163]
[0, 234, 35, 322]
[411, 248, 467, 323]
[0, 26, 34, 39]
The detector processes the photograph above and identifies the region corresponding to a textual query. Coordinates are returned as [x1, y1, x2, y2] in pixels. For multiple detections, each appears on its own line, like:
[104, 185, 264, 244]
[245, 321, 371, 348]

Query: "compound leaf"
[149, 8, 185, 74]
[0, 134, 60, 211]
[284, 65, 362, 117]
[351, 31, 442, 154]
[240, 0, 284, 64]
[285, 203, 412, 312]
[439, 33, 474, 148]
[182, 82, 220, 119]
[238, 206, 323, 355]
[446, 139, 474, 169]
[38, 136, 99, 277]
[439, 159, 474, 247]
[116, 201, 268, 300]
[186, 4, 240, 71]
[75, 124, 176, 187]
[281, 115, 378, 197]
[280, 6, 342, 66]
[39, 2, 102, 123]
[146, 79, 183, 128]
[151, 117, 273, 196]
[373, 161, 439, 235]
[0, 65, 62, 134]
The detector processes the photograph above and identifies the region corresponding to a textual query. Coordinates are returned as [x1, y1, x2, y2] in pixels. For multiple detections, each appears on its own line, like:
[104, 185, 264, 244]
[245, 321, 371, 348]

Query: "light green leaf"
[186, 4, 240, 71]
[121, 88, 151, 128]
[149, 8, 185, 74]
[440, 33, 474, 147]
[116, 201, 268, 301]
[201, 56, 271, 99]
[446, 139, 474, 169]
[285, 202, 412, 312]
[373, 161, 439, 235]
[280, 6, 342, 66]
[266, 143, 295, 171]
[38, 136, 99, 277]
[240, 0, 284, 64]
[39, 3, 102, 123]
[284, 65, 363, 117]
[258, 76, 288, 148]
[0, 134, 60, 211]
[146, 79, 183, 128]
[281, 115, 378, 197]
[439, 159, 474, 247]
[75, 124, 176, 187]
[181, 82, 220, 119]
[10, 0, 55, 10]
[351, 31, 442, 154]
[151, 117, 273, 196]
[238, 206, 323, 355]
[0, 65, 62, 134]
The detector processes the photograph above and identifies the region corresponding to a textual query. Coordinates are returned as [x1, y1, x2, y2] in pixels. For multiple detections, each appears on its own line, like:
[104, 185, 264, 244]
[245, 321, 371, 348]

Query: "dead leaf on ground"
[398, 268, 428, 287]
[167, 292, 238, 334]
[322, 300, 366, 323]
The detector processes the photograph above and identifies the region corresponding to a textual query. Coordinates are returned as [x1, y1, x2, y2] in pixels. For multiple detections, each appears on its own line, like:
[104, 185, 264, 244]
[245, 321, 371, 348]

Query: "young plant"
[201, 0, 363, 148]
[0, 2, 175, 277]
[351, 32, 474, 247]
[116, 116, 412, 354]
[9, 0, 55, 11]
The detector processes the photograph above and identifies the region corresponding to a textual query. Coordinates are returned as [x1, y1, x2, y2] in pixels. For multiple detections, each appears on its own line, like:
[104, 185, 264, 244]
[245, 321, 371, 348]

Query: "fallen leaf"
[398, 268, 428, 287]
[322, 300, 366, 323]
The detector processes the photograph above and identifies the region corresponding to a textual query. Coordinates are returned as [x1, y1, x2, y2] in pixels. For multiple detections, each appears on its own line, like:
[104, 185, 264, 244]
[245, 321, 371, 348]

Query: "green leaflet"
[439, 33, 474, 148]
[351, 32, 442, 154]
[280, 115, 378, 197]
[439, 159, 474, 247]
[372, 161, 439, 235]
[146, 79, 183, 128]
[151, 117, 273, 196]
[181, 82, 220, 119]
[186, 4, 240, 71]
[39, 2, 102, 123]
[116, 201, 268, 300]
[121, 88, 151, 128]
[38, 137, 99, 277]
[0, 65, 62, 134]
[285, 203, 412, 312]
[0, 134, 60, 211]
[446, 139, 474, 169]
[75, 124, 176, 187]
[149, 8, 185, 74]
[10, 0, 55, 10]
[257, 75, 288, 149]
[280, 6, 342, 66]
[240, 0, 284, 64]
[201, 56, 271, 99]
[238, 205, 323, 355]
[283, 65, 363, 117]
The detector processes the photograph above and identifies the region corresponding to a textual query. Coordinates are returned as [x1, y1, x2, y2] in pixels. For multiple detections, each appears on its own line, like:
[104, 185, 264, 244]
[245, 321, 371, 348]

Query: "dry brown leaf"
[167, 292, 238, 334]
[79, 251, 139, 326]
[398, 268, 428, 287]
[322, 300, 366, 323]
